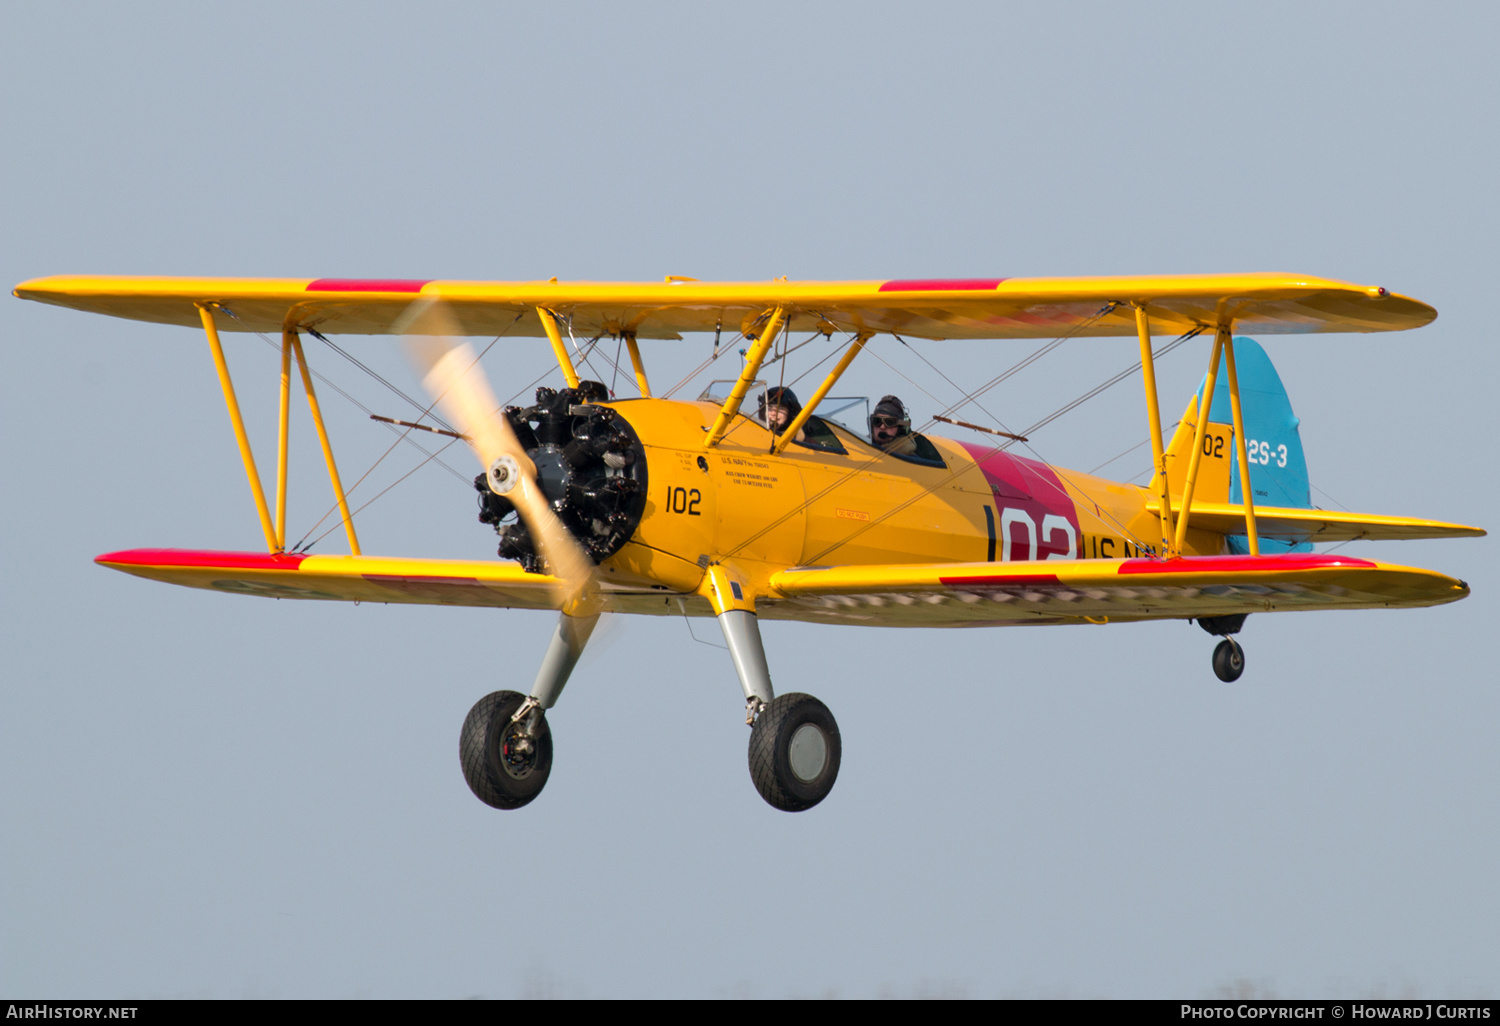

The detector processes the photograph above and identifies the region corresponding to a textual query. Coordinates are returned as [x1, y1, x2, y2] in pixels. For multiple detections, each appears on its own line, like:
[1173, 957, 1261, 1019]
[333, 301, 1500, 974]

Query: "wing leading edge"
[765, 553, 1469, 627]
[99, 549, 1471, 627]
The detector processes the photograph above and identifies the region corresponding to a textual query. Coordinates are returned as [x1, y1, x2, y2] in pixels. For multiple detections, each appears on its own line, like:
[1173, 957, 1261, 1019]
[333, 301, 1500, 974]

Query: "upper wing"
[765, 553, 1469, 627]
[1145, 502, 1487, 542]
[14, 273, 1434, 340]
[97, 548, 564, 609]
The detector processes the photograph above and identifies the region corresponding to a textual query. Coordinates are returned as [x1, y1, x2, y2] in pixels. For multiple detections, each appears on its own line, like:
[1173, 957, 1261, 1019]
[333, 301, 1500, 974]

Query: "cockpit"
[697, 383, 945, 467]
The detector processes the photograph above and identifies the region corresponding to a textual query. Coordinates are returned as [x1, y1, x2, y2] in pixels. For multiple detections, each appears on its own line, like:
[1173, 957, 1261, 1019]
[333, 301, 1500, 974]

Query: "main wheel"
[1212, 638, 1245, 682]
[748, 693, 841, 812]
[460, 690, 553, 809]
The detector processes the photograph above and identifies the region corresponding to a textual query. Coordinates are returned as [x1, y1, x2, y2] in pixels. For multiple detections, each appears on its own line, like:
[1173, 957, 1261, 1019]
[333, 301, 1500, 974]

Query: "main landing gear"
[719, 607, 841, 811]
[463, 606, 1253, 808]
[458, 602, 841, 813]
[1198, 614, 1247, 682]
[460, 690, 553, 809]
[459, 612, 596, 810]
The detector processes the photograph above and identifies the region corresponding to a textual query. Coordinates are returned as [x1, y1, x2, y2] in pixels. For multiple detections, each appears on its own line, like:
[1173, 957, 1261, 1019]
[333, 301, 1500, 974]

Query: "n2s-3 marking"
[1243, 439, 1288, 467]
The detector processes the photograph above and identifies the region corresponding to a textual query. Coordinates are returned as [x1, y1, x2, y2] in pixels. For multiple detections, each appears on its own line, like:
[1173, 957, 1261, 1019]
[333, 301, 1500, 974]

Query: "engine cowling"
[475, 383, 648, 573]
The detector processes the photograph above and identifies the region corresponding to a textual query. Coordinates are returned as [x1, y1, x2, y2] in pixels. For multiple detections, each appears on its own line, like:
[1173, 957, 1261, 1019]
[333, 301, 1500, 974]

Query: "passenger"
[758, 386, 846, 453]
[758, 386, 804, 441]
[870, 394, 918, 455]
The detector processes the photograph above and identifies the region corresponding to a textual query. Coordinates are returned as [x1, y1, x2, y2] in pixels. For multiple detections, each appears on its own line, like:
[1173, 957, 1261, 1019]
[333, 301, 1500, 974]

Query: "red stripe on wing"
[304, 279, 432, 293]
[1116, 554, 1376, 575]
[939, 573, 1061, 587]
[878, 278, 1006, 292]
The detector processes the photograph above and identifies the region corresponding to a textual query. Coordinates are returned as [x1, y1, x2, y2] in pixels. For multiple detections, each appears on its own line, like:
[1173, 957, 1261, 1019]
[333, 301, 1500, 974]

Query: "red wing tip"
[96, 548, 308, 570]
[1116, 554, 1377, 575]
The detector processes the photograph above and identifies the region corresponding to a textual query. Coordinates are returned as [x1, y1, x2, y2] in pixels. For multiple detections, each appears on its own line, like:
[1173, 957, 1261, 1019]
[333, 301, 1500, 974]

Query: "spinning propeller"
[397, 298, 595, 611]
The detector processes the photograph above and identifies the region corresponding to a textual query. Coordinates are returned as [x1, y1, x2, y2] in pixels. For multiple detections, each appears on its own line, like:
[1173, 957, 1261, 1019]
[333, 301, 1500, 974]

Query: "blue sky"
[3, 1, 1496, 998]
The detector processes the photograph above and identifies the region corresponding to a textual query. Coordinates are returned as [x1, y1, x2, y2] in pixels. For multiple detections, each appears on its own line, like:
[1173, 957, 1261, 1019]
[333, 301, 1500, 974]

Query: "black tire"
[459, 690, 553, 809]
[1212, 638, 1245, 682]
[748, 693, 841, 812]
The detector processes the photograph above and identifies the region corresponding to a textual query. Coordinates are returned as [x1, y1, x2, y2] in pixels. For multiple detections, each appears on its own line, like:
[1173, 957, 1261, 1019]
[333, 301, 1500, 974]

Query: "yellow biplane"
[13, 272, 1483, 811]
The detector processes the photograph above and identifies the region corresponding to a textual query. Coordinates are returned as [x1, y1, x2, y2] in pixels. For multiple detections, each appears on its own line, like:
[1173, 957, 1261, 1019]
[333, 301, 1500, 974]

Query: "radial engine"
[474, 383, 649, 572]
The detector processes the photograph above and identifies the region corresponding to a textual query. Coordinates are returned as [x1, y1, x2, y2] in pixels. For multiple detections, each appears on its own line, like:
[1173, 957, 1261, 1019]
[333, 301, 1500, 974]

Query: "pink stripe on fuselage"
[958, 442, 1080, 561]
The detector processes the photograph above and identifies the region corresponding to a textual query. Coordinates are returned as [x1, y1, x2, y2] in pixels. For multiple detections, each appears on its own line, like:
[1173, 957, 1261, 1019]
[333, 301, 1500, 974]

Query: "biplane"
[13, 273, 1484, 812]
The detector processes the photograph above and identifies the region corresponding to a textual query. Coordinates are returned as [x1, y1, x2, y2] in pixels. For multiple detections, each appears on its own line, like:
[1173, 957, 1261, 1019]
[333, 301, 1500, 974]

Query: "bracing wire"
[303, 436, 465, 550]
[308, 329, 458, 435]
[221, 313, 474, 487]
[663, 330, 742, 399]
[754, 312, 1209, 564]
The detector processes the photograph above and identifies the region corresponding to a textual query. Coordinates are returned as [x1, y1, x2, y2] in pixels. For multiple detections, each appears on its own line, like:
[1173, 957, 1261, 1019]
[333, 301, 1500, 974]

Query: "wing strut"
[1172, 327, 1226, 552]
[275, 328, 292, 549]
[1134, 304, 1177, 556]
[623, 331, 651, 397]
[194, 303, 362, 556]
[704, 307, 785, 447]
[771, 330, 873, 456]
[1222, 336, 1261, 555]
[537, 307, 581, 389]
[198, 303, 279, 553]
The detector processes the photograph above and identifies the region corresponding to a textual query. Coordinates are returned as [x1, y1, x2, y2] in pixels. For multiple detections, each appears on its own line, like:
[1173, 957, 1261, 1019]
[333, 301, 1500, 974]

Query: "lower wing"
[96, 548, 564, 609]
[765, 553, 1470, 627]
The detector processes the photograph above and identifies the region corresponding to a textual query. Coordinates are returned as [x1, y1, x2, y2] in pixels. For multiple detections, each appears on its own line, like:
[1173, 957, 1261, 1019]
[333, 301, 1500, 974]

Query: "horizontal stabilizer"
[766, 553, 1469, 628]
[1146, 501, 1486, 542]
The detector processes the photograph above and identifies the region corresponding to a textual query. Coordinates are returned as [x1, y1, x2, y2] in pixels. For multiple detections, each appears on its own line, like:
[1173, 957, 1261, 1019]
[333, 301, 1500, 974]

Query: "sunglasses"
[872, 416, 904, 428]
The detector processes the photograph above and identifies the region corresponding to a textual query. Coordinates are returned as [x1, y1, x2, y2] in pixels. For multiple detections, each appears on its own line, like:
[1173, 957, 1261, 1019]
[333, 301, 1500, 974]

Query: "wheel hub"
[498, 724, 538, 780]
[788, 723, 829, 782]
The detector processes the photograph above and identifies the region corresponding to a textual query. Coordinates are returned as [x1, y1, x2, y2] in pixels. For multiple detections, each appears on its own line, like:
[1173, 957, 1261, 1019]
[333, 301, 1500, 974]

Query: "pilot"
[870, 394, 918, 455]
[758, 386, 804, 440]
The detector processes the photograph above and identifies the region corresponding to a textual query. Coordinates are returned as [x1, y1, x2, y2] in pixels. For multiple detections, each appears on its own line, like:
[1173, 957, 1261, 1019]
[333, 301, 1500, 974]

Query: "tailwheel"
[748, 693, 841, 812]
[460, 690, 553, 809]
[1212, 638, 1245, 682]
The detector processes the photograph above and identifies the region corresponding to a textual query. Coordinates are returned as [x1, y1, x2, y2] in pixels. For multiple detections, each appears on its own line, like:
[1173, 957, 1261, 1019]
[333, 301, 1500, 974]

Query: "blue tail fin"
[1180, 338, 1312, 554]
